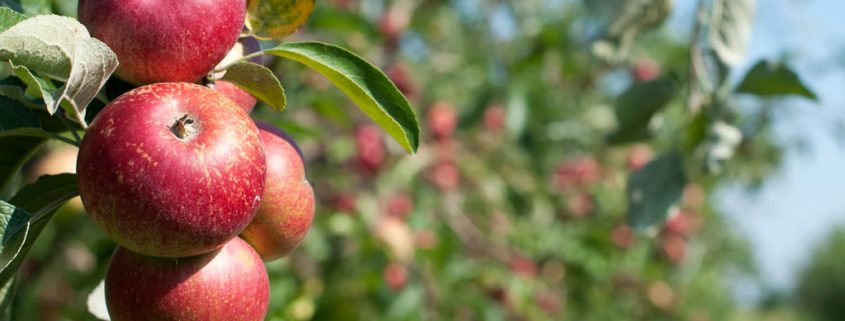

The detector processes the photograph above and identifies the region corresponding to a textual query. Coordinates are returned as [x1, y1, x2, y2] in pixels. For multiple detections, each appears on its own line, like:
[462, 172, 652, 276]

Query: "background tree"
[795, 228, 845, 321]
[0, 0, 822, 320]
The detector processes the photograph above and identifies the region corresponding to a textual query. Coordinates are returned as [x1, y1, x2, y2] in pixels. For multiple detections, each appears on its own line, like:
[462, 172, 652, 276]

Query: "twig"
[687, 0, 708, 114]
[211, 52, 264, 74]
[58, 109, 83, 145]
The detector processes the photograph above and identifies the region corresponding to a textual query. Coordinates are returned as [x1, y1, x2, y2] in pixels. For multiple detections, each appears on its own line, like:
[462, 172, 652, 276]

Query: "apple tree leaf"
[0, 7, 25, 32]
[626, 151, 687, 232]
[735, 60, 818, 101]
[709, 0, 755, 66]
[0, 174, 78, 284]
[607, 77, 677, 145]
[0, 76, 41, 109]
[0, 14, 118, 116]
[18, 0, 51, 15]
[246, 0, 315, 39]
[0, 174, 78, 315]
[0, 277, 14, 321]
[0, 1, 23, 14]
[219, 61, 286, 111]
[265, 42, 419, 153]
[0, 96, 49, 197]
[588, 0, 672, 63]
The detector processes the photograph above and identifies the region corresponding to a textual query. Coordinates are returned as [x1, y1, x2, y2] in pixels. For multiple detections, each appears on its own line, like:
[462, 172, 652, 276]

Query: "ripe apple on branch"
[0, 0, 419, 319]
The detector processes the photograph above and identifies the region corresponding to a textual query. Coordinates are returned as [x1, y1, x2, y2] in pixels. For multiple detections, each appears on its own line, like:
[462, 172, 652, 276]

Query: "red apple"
[626, 144, 653, 171]
[554, 156, 600, 190]
[661, 234, 686, 264]
[330, 193, 357, 214]
[105, 237, 269, 321]
[241, 123, 315, 261]
[76, 82, 265, 258]
[378, 6, 410, 42]
[611, 224, 636, 249]
[427, 160, 460, 190]
[508, 255, 538, 278]
[78, 0, 246, 84]
[383, 263, 408, 292]
[427, 102, 457, 141]
[386, 62, 417, 100]
[386, 193, 413, 220]
[354, 124, 385, 174]
[483, 105, 506, 133]
[632, 58, 661, 82]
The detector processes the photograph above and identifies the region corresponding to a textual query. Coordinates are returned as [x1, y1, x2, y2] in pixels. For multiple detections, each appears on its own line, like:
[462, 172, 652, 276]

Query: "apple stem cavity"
[171, 114, 199, 140]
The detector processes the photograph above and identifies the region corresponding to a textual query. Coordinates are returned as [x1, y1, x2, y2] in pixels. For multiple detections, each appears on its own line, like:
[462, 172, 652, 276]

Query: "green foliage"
[266, 42, 419, 153]
[220, 61, 288, 111]
[709, 0, 755, 66]
[589, 0, 673, 63]
[607, 76, 678, 145]
[0, 174, 77, 315]
[736, 60, 818, 100]
[626, 152, 687, 231]
[0, 13, 116, 116]
[0, 7, 24, 31]
[795, 228, 845, 321]
[246, 0, 315, 39]
[0, 0, 823, 320]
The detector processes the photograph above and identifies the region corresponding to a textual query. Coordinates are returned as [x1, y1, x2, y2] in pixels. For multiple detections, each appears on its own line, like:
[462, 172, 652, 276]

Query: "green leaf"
[683, 110, 709, 153]
[0, 77, 75, 131]
[607, 77, 677, 145]
[11, 63, 60, 108]
[0, 95, 49, 195]
[0, 277, 14, 320]
[709, 0, 755, 66]
[0, 137, 46, 198]
[246, 0, 315, 39]
[0, 7, 25, 32]
[626, 152, 687, 231]
[9, 173, 78, 215]
[19, 0, 50, 15]
[0, 174, 77, 314]
[265, 42, 419, 153]
[735, 60, 818, 101]
[505, 86, 528, 139]
[588, 0, 672, 63]
[0, 95, 39, 129]
[0, 94, 76, 145]
[219, 61, 286, 111]
[0, 174, 78, 285]
[0, 14, 118, 115]
[0, 76, 40, 109]
[0, 1, 23, 14]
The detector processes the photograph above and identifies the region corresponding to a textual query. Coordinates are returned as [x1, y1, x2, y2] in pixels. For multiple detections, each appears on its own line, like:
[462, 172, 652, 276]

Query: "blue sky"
[664, 0, 845, 294]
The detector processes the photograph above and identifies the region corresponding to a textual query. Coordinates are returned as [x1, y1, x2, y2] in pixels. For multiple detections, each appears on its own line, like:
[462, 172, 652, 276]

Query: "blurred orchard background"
[7, 0, 845, 320]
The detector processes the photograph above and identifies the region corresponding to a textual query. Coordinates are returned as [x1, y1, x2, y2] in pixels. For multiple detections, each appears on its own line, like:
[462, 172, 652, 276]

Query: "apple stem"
[171, 115, 196, 140]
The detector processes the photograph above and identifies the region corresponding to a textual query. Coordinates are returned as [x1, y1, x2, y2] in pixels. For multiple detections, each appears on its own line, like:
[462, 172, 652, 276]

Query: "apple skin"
[211, 80, 257, 113]
[76, 82, 266, 258]
[105, 237, 269, 321]
[78, 0, 245, 84]
[241, 123, 314, 261]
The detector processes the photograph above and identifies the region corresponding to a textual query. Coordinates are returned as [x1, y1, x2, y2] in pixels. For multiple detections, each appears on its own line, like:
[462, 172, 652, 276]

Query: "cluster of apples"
[74, 0, 314, 320]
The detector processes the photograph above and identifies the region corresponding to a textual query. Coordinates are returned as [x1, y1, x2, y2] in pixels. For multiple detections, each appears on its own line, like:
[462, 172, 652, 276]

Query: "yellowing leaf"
[246, 0, 315, 40]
